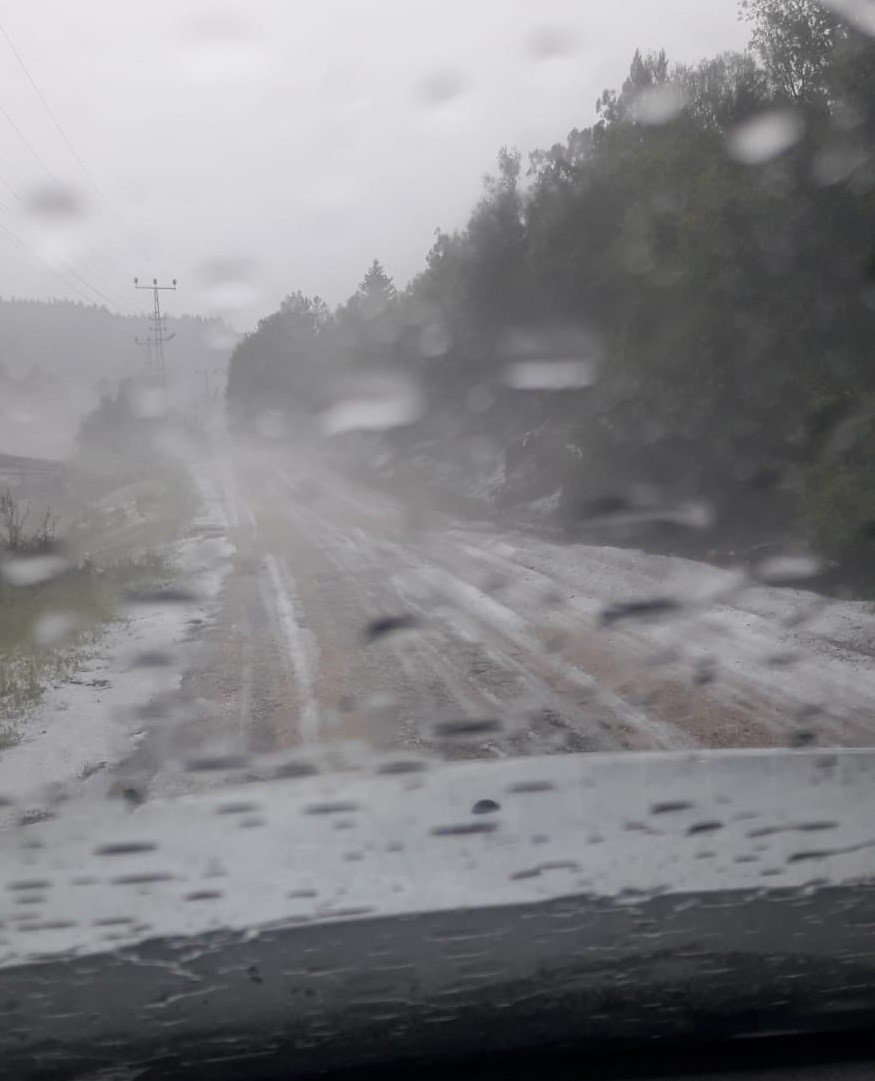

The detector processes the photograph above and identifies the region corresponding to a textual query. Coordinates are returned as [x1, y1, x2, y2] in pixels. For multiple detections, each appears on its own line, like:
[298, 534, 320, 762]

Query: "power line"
[0, 217, 100, 306]
[61, 261, 121, 309]
[0, 138, 128, 309]
[0, 23, 146, 307]
[0, 98, 60, 186]
[134, 277, 178, 393]
[0, 18, 150, 262]
[0, 220, 99, 304]
[0, 166, 124, 311]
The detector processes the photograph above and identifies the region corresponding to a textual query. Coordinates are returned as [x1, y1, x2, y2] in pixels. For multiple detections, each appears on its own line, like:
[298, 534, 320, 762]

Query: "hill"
[0, 298, 235, 458]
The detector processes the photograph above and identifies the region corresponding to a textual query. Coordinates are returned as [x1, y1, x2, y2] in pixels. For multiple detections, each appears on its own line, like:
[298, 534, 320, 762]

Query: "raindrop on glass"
[2, 553, 70, 587]
[33, 611, 79, 647]
[322, 379, 422, 435]
[196, 258, 260, 317]
[504, 359, 597, 391]
[172, 11, 271, 85]
[526, 25, 576, 59]
[727, 109, 804, 165]
[419, 71, 466, 108]
[23, 182, 86, 220]
[631, 83, 686, 126]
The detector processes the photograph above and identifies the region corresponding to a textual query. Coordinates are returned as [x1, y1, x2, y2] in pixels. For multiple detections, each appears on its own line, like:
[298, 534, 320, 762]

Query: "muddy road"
[171, 442, 875, 775]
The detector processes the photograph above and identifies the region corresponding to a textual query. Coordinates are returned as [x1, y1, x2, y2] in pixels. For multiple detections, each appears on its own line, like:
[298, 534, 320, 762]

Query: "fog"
[1, 11, 875, 1071]
[0, 1, 747, 328]
[0, 0, 872, 807]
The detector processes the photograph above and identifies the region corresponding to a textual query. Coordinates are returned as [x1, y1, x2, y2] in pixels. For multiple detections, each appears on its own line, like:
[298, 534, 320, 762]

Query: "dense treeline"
[226, 0, 875, 574]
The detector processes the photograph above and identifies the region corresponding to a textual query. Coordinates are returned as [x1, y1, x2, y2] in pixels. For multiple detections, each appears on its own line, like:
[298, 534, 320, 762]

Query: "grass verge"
[0, 455, 198, 732]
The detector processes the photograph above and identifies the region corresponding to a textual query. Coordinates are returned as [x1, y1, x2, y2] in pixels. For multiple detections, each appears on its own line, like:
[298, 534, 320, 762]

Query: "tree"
[224, 1, 875, 576]
[739, 0, 841, 104]
[225, 291, 331, 428]
[596, 48, 670, 126]
[677, 51, 768, 132]
[334, 261, 401, 372]
[357, 260, 396, 313]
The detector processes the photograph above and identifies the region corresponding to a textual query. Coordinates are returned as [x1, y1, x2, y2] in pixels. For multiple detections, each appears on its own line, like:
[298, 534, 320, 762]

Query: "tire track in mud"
[268, 467, 653, 755]
[263, 475, 506, 755]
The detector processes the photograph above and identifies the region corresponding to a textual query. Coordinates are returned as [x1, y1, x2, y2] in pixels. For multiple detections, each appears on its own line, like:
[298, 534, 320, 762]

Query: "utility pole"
[134, 277, 178, 393]
[134, 333, 153, 374]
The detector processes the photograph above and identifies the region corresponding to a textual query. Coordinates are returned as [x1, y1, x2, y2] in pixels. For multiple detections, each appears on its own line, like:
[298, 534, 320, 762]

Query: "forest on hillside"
[0, 298, 232, 459]
[226, 0, 875, 578]
[0, 297, 230, 389]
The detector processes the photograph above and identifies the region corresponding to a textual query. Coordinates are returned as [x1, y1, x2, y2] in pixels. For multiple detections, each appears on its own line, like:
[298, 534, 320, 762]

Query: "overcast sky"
[0, 1, 749, 330]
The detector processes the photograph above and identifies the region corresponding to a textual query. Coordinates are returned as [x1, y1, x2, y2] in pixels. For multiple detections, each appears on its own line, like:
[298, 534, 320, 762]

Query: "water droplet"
[172, 12, 271, 85]
[363, 614, 419, 642]
[94, 842, 158, 856]
[675, 501, 715, 529]
[420, 321, 450, 357]
[631, 83, 686, 126]
[651, 801, 694, 815]
[125, 382, 167, 419]
[376, 759, 429, 775]
[503, 359, 597, 391]
[32, 611, 79, 646]
[363, 692, 395, 715]
[322, 378, 422, 435]
[196, 258, 260, 317]
[130, 650, 173, 668]
[419, 70, 466, 107]
[431, 821, 497, 837]
[823, 0, 875, 37]
[433, 718, 503, 739]
[23, 181, 89, 262]
[727, 109, 804, 165]
[755, 554, 821, 583]
[1, 553, 70, 586]
[111, 873, 174, 886]
[204, 323, 241, 352]
[599, 597, 681, 627]
[526, 25, 576, 59]
[789, 727, 817, 748]
[812, 144, 870, 186]
[23, 182, 86, 220]
[125, 586, 199, 605]
[255, 409, 286, 440]
[687, 820, 723, 835]
[215, 801, 261, 815]
[185, 754, 249, 772]
[303, 801, 360, 816]
[7, 879, 52, 891]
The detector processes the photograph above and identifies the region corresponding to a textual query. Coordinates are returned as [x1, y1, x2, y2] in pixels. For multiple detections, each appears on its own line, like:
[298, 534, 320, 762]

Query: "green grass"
[0, 456, 198, 727]
[70, 460, 198, 571]
[0, 561, 157, 719]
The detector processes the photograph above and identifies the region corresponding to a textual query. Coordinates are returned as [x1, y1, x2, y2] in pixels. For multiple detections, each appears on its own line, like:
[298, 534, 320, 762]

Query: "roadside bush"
[0, 487, 58, 553]
[800, 409, 875, 578]
[0, 486, 29, 550]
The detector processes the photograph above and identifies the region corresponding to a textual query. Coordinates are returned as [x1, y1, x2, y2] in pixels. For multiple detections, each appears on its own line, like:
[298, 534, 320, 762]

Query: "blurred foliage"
[801, 396, 875, 571]
[227, 0, 875, 576]
[0, 386, 197, 723]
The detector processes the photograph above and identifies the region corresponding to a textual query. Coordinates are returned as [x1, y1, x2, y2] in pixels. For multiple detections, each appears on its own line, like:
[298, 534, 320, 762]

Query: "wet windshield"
[0, 2, 874, 1078]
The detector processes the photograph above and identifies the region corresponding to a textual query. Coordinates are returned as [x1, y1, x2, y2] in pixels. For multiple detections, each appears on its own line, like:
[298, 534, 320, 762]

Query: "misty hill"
[0, 298, 235, 459]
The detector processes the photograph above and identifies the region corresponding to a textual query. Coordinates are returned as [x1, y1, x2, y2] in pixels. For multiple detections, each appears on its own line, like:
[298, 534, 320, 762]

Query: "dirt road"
[172, 442, 875, 773]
